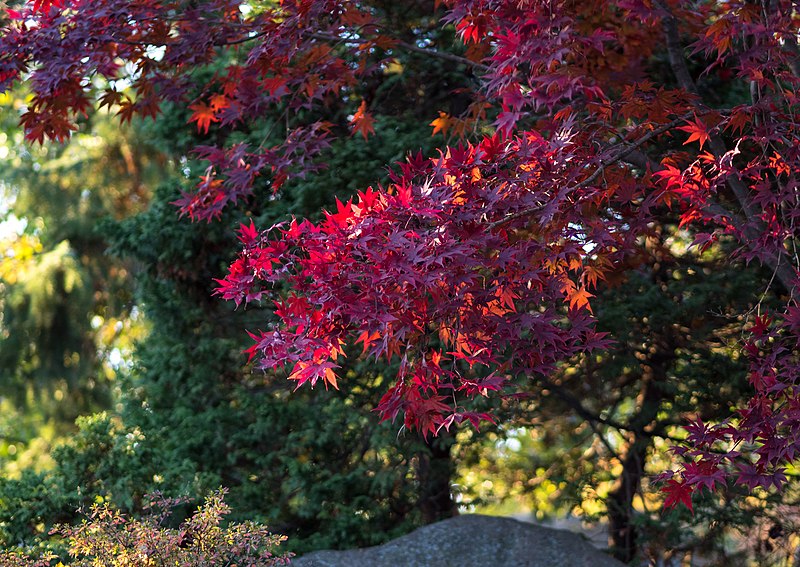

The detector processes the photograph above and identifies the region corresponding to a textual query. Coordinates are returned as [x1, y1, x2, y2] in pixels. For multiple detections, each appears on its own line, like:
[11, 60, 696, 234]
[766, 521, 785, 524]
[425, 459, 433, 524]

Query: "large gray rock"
[290, 514, 626, 567]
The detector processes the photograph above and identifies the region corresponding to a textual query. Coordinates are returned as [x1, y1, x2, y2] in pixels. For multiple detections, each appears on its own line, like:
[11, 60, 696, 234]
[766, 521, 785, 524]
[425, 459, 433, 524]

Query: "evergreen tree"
[0, 93, 164, 473]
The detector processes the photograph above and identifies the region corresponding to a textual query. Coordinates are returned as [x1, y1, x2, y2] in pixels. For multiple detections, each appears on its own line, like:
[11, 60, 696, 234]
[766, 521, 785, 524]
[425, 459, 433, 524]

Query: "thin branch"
[621, 148, 659, 172]
[656, 0, 796, 293]
[219, 30, 269, 46]
[624, 148, 749, 229]
[581, 116, 691, 188]
[309, 31, 489, 71]
[394, 38, 489, 71]
[487, 114, 691, 230]
[537, 375, 680, 442]
[116, 25, 489, 70]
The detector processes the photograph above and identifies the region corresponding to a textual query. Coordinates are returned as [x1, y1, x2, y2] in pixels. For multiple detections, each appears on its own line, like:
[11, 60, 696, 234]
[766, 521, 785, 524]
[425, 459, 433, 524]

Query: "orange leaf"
[350, 100, 375, 140]
[323, 366, 339, 390]
[355, 329, 381, 354]
[567, 286, 594, 312]
[209, 94, 230, 112]
[188, 101, 219, 134]
[430, 111, 450, 136]
[677, 116, 710, 150]
[582, 264, 607, 289]
[496, 286, 518, 312]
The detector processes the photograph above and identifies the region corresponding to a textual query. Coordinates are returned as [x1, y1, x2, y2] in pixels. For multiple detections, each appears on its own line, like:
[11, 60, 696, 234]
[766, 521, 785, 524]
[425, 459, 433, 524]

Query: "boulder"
[290, 514, 626, 567]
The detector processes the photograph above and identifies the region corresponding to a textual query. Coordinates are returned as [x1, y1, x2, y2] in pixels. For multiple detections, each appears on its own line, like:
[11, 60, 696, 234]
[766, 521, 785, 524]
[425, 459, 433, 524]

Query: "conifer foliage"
[3, 0, 800, 511]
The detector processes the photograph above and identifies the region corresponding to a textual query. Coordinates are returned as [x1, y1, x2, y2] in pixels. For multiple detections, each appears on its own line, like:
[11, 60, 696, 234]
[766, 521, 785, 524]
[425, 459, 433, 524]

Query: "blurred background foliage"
[0, 85, 158, 476]
[0, 1, 798, 566]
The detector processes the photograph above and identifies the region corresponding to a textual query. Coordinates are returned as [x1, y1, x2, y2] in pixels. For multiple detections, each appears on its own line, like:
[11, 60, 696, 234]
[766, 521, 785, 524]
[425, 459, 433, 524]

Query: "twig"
[487, 115, 691, 230]
[537, 375, 680, 441]
[308, 31, 489, 72]
[657, 0, 796, 293]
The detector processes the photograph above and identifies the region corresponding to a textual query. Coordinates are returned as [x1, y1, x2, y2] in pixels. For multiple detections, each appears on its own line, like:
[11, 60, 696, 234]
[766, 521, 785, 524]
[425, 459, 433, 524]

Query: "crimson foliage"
[3, 0, 800, 510]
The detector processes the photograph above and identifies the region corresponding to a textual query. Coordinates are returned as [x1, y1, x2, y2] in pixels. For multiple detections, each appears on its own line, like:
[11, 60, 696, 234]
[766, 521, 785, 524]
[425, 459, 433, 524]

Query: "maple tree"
[3, 0, 800, 536]
[0, 4, 475, 558]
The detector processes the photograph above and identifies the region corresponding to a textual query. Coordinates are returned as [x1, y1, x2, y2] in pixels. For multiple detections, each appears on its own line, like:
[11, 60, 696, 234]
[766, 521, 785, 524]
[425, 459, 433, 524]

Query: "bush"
[1, 488, 290, 567]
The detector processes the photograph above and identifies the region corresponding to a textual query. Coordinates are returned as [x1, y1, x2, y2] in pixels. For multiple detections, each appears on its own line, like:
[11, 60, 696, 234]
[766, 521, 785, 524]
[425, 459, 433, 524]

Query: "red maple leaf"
[404, 395, 452, 440]
[237, 219, 259, 246]
[456, 15, 487, 44]
[662, 479, 694, 514]
[725, 108, 751, 135]
[32, 0, 65, 14]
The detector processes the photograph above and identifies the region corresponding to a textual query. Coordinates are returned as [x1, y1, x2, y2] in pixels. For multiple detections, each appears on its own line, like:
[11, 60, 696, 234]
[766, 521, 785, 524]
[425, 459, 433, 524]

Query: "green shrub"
[1, 489, 289, 567]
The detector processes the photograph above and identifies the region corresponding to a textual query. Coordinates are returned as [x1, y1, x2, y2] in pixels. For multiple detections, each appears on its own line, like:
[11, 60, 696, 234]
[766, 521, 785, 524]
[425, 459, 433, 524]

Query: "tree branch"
[656, 0, 796, 293]
[537, 375, 679, 441]
[309, 31, 489, 71]
[487, 115, 691, 230]
[659, 7, 698, 94]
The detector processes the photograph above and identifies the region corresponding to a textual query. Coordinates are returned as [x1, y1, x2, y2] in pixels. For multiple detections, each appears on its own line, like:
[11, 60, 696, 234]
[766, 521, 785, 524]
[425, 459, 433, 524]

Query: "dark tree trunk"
[608, 434, 650, 563]
[608, 357, 667, 563]
[416, 433, 458, 524]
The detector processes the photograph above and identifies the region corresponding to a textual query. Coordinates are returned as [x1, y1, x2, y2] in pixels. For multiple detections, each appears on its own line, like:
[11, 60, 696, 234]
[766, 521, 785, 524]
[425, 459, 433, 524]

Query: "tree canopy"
[3, 0, 800, 562]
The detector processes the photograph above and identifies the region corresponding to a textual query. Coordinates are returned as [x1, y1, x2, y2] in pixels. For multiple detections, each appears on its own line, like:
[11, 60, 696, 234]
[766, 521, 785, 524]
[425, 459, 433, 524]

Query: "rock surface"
[290, 514, 626, 567]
